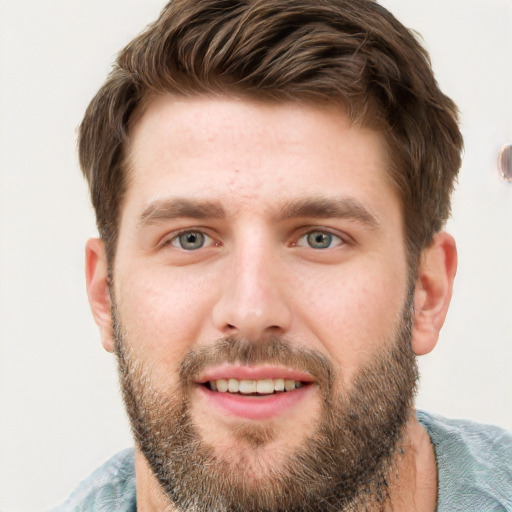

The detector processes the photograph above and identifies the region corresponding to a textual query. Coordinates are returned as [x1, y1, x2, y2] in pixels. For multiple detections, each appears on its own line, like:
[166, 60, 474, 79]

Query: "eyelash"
[162, 227, 347, 251]
[295, 230, 345, 249]
[162, 230, 216, 250]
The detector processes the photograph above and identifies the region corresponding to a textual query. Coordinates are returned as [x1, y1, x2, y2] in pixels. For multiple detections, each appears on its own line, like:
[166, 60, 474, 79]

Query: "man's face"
[110, 96, 417, 509]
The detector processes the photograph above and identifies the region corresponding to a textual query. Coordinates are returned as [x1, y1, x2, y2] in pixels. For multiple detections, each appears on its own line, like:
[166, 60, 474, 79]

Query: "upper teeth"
[209, 378, 302, 394]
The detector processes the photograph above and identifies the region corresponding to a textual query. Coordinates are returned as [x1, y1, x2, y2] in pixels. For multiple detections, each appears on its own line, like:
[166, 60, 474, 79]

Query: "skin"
[86, 96, 457, 511]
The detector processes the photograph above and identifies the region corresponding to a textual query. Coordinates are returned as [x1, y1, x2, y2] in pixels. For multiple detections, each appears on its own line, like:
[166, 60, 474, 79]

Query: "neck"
[382, 413, 438, 512]
[135, 451, 175, 512]
[135, 412, 438, 512]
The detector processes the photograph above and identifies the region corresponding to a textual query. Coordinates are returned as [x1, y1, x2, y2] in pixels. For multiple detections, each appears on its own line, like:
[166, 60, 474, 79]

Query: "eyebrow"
[138, 198, 226, 226]
[138, 196, 381, 231]
[274, 196, 381, 230]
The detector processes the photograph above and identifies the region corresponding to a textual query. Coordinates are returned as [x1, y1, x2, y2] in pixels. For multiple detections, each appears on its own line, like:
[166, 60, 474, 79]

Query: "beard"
[113, 289, 418, 512]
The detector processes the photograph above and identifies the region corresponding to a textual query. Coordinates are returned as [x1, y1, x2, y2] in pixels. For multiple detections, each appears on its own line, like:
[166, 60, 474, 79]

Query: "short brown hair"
[79, 0, 463, 269]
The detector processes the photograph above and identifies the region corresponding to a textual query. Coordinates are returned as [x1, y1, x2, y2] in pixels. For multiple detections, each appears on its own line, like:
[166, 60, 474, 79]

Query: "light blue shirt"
[417, 411, 512, 511]
[51, 411, 512, 511]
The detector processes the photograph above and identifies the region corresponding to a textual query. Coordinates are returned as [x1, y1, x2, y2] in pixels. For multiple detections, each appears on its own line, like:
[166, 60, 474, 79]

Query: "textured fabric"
[417, 411, 512, 512]
[49, 448, 136, 512]
[50, 411, 512, 511]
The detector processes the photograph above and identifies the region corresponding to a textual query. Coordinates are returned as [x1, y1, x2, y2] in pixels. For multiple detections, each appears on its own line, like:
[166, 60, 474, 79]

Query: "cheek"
[294, 260, 408, 378]
[114, 268, 215, 381]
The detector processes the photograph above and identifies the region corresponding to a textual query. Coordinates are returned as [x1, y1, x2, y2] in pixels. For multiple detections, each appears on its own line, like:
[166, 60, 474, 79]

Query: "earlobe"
[412, 232, 457, 356]
[85, 238, 115, 353]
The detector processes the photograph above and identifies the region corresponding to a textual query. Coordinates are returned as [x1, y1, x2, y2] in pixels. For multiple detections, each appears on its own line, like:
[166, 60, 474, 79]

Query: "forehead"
[123, 95, 399, 222]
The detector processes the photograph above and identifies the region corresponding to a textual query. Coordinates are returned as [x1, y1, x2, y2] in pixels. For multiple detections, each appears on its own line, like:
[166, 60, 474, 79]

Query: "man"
[54, 0, 511, 510]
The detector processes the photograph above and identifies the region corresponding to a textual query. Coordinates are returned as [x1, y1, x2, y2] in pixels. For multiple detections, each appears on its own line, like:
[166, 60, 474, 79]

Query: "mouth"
[205, 378, 306, 395]
[195, 366, 316, 420]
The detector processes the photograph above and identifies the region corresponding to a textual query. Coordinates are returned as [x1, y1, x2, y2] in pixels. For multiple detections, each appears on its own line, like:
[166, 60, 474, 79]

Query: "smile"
[207, 378, 305, 395]
[195, 367, 316, 420]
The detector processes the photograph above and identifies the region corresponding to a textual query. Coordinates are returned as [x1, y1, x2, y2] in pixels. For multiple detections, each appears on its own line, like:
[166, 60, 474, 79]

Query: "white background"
[0, 1, 511, 510]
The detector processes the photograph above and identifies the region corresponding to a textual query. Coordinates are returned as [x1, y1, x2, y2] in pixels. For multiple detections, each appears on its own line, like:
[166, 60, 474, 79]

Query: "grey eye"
[173, 231, 206, 250]
[297, 230, 342, 249]
[307, 231, 332, 249]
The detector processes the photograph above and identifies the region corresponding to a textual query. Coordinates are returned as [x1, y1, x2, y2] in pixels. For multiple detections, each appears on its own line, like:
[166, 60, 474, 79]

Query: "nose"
[212, 239, 293, 341]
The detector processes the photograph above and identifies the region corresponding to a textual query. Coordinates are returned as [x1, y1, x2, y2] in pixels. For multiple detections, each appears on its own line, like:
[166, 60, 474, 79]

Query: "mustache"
[178, 335, 335, 391]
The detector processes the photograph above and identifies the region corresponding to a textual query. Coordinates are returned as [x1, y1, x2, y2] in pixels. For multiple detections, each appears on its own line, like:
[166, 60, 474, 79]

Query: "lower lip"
[197, 385, 314, 420]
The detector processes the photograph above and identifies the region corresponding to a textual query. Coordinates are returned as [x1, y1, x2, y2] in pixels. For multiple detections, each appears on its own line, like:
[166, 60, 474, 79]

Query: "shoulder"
[417, 410, 512, 512]
[48, 448, 136, 512]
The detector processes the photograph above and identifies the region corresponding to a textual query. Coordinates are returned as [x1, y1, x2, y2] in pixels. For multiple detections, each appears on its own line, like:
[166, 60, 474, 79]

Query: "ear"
[412, 231, 457, 356]
[85, 238, 115, 353]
